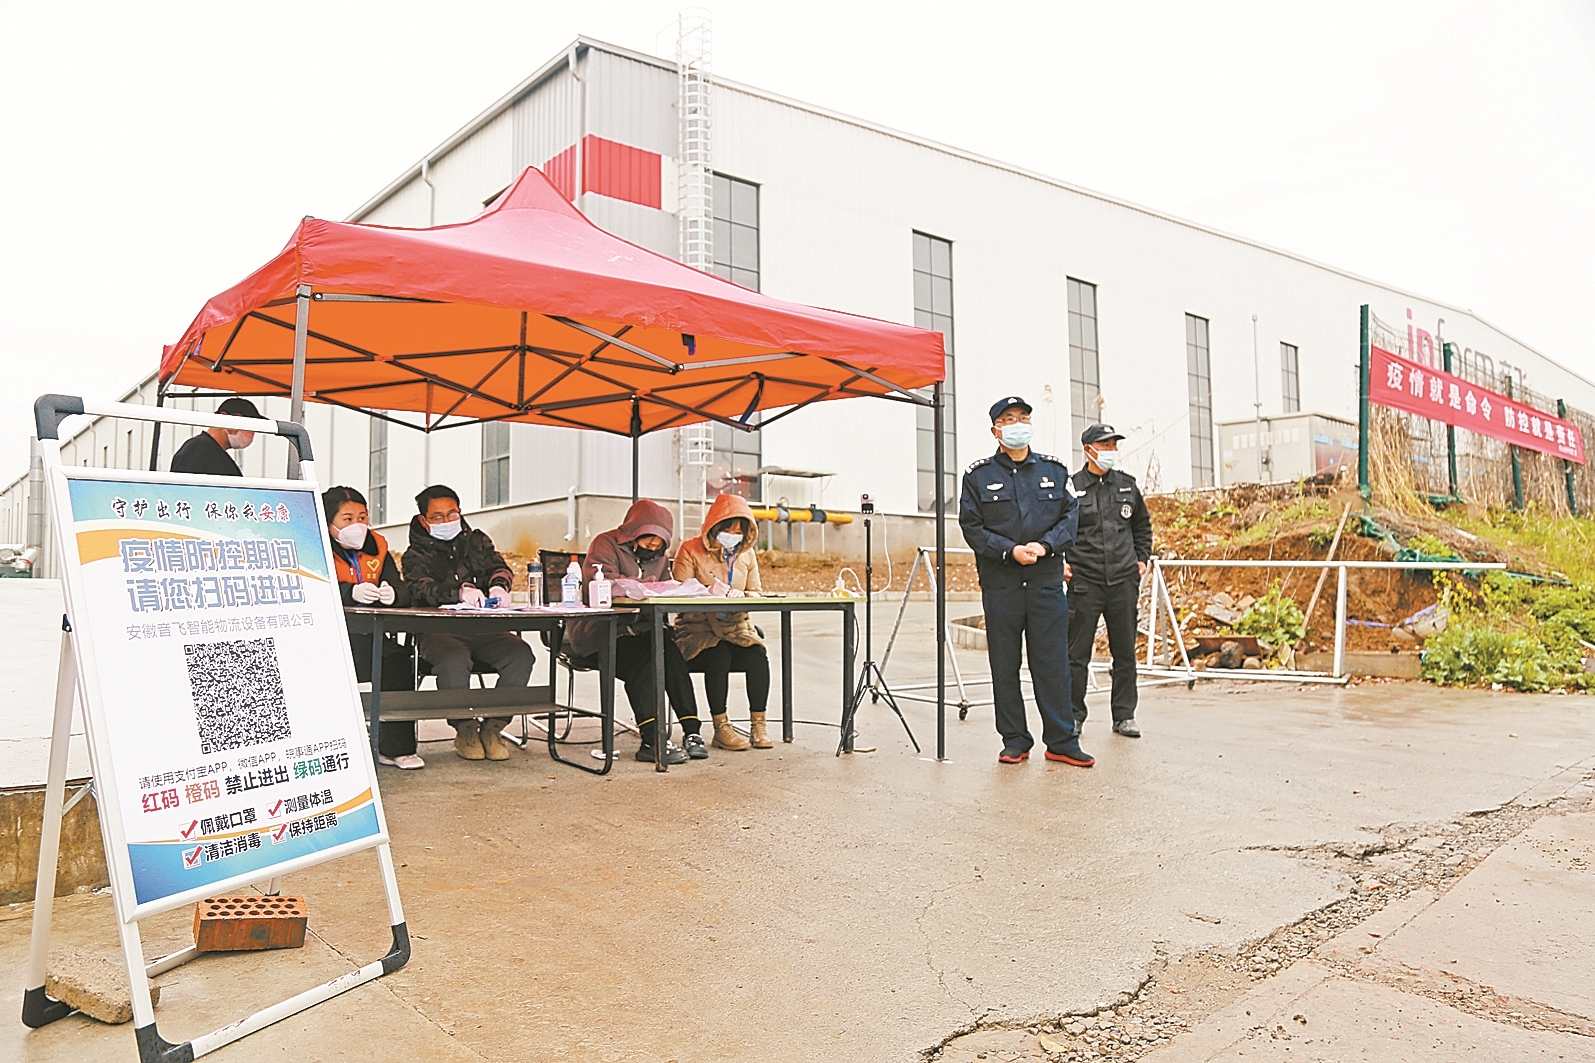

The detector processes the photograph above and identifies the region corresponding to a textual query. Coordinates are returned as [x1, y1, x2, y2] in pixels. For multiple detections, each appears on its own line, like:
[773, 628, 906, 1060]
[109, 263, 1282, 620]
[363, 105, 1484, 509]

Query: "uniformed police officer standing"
[1063, 424, 1152, 738]
[959, 396, 1094, 767]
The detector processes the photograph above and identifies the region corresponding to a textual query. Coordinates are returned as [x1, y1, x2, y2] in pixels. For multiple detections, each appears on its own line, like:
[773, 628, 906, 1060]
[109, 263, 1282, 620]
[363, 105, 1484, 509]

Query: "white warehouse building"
[7, 34, 1593, 564]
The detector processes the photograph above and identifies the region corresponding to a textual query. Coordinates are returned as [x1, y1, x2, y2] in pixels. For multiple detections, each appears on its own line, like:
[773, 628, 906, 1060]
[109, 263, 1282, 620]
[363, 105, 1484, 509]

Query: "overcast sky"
[2, 0, 1592, 472]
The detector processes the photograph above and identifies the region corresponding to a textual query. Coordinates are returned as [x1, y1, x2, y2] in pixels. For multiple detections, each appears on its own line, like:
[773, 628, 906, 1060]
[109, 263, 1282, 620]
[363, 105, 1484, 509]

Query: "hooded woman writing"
[672, 493, 772, 751]
[566, 499, 704, 764]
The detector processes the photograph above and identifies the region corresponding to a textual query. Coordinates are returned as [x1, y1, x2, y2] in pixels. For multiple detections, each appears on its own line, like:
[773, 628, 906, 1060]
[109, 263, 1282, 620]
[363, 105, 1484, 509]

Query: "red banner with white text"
[1370, 345, 1585, 465]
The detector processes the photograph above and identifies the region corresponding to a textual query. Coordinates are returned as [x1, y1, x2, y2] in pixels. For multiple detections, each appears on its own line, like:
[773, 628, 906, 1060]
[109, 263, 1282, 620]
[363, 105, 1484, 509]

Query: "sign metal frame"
[20, 396, 409, 1063]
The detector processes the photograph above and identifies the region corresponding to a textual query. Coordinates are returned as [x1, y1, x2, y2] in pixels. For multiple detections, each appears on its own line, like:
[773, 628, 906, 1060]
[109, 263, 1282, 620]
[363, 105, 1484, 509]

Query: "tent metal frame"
[160, 286, 955, 761]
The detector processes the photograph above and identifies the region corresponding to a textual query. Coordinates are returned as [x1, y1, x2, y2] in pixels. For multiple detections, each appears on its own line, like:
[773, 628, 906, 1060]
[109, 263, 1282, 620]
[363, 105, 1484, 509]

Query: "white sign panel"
[52, 470, 386, 918]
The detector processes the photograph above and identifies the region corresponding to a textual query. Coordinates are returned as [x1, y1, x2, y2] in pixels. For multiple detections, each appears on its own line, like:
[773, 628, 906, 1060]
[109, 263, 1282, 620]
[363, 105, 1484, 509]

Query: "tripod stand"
[837, 514, 920, 755]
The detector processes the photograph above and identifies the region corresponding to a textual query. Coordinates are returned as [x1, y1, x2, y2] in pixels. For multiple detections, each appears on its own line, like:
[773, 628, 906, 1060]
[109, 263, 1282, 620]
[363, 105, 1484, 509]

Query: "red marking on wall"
[540, 136, 662, 209]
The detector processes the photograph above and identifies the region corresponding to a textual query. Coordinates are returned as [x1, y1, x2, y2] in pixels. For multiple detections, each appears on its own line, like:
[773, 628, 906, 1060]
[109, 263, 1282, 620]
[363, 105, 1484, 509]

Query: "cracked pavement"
[3, 604, 1594, 1061]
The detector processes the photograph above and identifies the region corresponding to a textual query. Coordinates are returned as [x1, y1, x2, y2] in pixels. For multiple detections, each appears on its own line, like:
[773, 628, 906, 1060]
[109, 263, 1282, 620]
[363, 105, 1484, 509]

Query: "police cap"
[1081, 423, 1126, 446]
[988, 396, 1033, 423]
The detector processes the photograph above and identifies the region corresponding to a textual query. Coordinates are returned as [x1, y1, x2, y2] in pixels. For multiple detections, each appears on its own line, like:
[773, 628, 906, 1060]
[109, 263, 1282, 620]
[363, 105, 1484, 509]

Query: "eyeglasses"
[994, 414, 1032, 426]
[427, 508, 462, 522]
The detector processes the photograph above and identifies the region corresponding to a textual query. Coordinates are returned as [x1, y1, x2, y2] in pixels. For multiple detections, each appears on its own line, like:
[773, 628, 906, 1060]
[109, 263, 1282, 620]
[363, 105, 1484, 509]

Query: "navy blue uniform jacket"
[958, 449, 1079, 587]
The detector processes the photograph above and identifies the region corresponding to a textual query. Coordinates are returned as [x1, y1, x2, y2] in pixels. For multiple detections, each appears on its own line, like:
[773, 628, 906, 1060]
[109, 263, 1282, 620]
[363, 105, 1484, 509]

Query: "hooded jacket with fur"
[672, 493, 763, 660]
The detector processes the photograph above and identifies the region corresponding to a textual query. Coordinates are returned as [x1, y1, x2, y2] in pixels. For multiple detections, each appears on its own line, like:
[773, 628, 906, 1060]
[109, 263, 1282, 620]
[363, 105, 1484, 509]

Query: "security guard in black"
[959, 395, 1092, 766]
[1063, 423, 1152, 738]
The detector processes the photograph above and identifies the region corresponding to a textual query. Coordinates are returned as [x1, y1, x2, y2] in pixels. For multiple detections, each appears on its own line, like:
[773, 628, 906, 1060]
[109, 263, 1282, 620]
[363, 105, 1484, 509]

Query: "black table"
[343, 606, 630, 775]
[620, 596, 858, 772]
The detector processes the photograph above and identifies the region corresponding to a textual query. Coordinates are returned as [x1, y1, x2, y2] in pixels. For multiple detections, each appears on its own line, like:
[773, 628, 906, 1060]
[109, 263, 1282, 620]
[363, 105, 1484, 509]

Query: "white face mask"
[335, 523, 369, 550]
[225, 431, 253, 450]
[716, 530, 744, 551]
[428, 519, 462, 541]
[998, 422, 1033, 449]
[1089, 448, 1121, 472]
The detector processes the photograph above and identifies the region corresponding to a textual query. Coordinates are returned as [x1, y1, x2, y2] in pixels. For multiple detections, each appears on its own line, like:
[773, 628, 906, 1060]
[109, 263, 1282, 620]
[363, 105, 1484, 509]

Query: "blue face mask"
[999, 422, 1033, 449]
[428, 519, 462, 541]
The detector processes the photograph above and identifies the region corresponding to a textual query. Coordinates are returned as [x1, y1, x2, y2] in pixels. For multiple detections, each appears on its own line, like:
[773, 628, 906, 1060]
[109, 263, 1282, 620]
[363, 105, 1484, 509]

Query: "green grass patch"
[1420, 571, 1595, 692]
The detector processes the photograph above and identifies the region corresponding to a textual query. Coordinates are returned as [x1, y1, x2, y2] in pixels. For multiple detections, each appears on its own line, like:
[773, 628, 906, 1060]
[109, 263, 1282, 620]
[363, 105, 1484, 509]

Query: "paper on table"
[610, 577, 712, 600]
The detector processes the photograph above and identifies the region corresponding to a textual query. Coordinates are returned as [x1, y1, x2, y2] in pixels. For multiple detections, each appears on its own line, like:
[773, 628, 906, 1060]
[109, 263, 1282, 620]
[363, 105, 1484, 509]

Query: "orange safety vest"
[333, 530, 389, 586]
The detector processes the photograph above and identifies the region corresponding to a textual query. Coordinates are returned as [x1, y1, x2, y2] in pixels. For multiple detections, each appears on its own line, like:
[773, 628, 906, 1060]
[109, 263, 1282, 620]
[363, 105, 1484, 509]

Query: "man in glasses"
[959, 396, 1093, 768]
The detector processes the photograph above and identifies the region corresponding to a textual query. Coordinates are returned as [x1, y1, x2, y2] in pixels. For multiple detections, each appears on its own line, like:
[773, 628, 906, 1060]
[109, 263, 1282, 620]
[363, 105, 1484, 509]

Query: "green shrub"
[1234, 582, 1306, 649]
[1420, 572, 1593, 692]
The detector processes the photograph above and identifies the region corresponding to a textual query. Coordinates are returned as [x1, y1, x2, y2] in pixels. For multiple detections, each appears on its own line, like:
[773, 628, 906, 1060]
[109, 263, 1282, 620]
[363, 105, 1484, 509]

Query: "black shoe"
[635, 742, 689, 765]
[1113, 718, 1141, 738]
[683, 733, 709, 759]
[1044, 743, 1095, 767]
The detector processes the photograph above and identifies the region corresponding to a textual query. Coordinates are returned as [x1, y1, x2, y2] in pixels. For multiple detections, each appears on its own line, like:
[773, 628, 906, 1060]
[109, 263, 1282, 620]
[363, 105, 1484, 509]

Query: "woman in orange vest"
[324, 486, 423, 769]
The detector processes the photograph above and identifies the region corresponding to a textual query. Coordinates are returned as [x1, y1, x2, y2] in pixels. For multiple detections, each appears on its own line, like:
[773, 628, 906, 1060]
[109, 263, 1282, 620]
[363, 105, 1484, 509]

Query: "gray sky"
[2, 0, 1592, 472]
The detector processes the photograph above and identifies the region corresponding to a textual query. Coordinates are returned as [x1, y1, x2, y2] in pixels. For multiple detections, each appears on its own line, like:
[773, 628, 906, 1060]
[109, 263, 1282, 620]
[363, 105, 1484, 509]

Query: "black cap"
[1081, 423, 1125, 446]
[988, 395, 1032, 423]
[217, 397, 263, 419]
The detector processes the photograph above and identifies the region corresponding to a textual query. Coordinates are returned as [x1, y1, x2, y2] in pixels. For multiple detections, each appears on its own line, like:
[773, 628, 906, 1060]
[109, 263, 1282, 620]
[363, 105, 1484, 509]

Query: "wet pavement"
[4, 603, 1594, 1061]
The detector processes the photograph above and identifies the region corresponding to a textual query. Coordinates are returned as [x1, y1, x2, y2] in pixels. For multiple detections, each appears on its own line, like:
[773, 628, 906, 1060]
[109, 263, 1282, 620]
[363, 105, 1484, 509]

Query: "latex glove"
[458, 584, 486, 607]
[710, 579, 731, 597]
[726, 586, 746, 599]
[377, 581, 396, 606]
[487, 586, 511, 606]
[350, 582, 381, 605]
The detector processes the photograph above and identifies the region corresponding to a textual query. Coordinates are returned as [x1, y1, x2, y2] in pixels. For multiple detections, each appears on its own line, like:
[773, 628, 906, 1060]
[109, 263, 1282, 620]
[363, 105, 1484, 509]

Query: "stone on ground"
[44, 947, 156, 1025]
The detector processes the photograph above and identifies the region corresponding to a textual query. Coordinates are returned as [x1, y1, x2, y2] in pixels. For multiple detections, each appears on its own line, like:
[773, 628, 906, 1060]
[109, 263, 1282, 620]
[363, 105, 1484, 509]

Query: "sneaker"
[683, 733, 709, 759]
[635, 742, 689, 765]
[1113, 718, 1141, 738]
[378, 754, 426, 770]
[1044, 744, 1096, 767]
[997, 747, 1031, 764]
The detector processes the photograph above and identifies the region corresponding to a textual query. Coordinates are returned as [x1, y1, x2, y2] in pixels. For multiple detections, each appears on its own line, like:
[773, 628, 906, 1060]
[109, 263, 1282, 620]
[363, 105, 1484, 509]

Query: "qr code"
[184, 638, 292, 754]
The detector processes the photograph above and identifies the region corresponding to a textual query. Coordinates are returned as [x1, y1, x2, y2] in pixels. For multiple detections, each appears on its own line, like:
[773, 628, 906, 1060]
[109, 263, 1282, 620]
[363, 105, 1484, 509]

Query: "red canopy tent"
[157, 165, 955, 758]
[159, 166, 944, 440]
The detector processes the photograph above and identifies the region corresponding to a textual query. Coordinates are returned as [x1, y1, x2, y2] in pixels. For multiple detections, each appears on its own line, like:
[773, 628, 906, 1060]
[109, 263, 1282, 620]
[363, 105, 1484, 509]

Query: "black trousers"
[693, 640, 770, 716]
[982, 577, 1076, 753]
[612, 631, 702, 744]
[348, 634, 418, 758]
[1067, 577, 1140, 725]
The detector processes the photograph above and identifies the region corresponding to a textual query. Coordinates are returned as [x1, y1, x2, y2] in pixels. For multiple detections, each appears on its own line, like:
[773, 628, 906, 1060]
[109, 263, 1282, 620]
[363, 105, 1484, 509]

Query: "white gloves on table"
[377, 581, 396, 606]
[459, 585, 486, 608]
[487, 586, 512, 606]
[350, 582, 382, 605]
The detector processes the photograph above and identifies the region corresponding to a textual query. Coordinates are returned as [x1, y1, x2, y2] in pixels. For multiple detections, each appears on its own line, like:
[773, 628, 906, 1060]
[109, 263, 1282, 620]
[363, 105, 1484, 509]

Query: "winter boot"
[749, 711, 774, 748]
[712, 713, 751, 751]
[479, 718, 512, 761]
[453, 720, 485, 761]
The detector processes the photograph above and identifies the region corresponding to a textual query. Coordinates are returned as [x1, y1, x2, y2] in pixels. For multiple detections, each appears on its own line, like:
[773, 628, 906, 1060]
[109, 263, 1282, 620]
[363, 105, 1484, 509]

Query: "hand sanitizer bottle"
[561, 556, 582, 607]
[589, 563, 612, 609]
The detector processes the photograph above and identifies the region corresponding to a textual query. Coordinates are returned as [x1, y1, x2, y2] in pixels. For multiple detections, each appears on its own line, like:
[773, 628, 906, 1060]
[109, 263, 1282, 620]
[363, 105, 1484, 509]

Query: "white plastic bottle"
[561, 556, 582, 607]
[589, 563, 612, 609]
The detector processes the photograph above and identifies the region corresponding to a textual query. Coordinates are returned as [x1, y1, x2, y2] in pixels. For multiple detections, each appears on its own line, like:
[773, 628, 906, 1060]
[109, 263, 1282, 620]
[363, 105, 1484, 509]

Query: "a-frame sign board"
[21, 396, 408, 1062]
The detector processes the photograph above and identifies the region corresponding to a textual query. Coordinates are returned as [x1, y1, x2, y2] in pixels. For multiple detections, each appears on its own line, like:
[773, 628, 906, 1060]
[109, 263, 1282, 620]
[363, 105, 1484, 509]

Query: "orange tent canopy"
[159, 167, 946, 437]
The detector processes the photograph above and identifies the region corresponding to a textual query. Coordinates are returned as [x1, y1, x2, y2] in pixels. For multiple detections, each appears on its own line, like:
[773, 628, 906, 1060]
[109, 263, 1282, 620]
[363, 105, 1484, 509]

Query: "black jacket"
[170, 431, 242, 476]
[399, 516, 514, 607]
[958, 449, 1078, 586]
[1064, 467, 1151, 587]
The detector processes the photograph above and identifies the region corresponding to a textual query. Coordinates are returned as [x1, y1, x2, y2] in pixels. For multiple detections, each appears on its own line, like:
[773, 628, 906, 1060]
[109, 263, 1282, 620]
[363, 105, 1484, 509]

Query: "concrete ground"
[4, 602, 1594, 1062]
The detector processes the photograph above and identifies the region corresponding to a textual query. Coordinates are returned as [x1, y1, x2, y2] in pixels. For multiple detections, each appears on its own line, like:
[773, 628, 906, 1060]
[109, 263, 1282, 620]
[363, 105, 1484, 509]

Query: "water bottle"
[561, 555, 581, 607]
[528, 559, 543, 606]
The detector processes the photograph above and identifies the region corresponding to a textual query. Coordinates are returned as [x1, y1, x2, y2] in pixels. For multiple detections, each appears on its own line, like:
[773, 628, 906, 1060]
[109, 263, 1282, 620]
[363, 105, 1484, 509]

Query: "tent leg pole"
[934, 382, 947, 762]
[288, 284, 311, 480]
[147, 382, 167, 472]
[630, 397, 641, 504]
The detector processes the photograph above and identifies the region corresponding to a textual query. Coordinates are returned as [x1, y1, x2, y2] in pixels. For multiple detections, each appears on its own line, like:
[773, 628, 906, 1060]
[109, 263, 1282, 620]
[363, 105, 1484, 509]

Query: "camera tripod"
[837, 514, 920, 755]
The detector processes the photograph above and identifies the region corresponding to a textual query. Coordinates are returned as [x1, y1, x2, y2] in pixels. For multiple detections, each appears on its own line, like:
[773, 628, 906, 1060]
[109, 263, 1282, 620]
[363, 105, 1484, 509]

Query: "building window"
[1068, 278, 1100, 467]
[914, 231, 957, 513]
[712, 173, 759, 291]
[712, 419, 762, 502]
[481, 421, 511, 507]
[1186, 314, 1214, 487]
[710, 172, 762, 483]
[1281, 342, 1300, 413]
[368, 418, 388, 524]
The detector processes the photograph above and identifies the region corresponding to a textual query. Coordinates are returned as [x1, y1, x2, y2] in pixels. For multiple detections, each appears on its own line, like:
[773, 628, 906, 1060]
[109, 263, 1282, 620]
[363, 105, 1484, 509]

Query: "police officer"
[1063, 424, 1152, 738]
[959, 396, 1094, 767]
